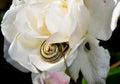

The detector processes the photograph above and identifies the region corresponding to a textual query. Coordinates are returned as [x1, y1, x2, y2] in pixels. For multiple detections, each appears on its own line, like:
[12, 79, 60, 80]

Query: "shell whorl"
[40, 41, 69, 63]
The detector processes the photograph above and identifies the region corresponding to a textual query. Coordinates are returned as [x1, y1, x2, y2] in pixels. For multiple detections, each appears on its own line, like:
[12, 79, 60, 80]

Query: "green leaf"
[82, 78, 86, 84]
[108, 67, 120, 76]
[106, 67, 120, 84]
[111, 52, 120, 60]
[0, 11, 5, 21]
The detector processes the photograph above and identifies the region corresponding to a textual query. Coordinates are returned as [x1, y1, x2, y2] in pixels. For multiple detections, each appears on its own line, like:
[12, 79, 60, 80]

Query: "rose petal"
[69, 1, 89, 47]
[32, 71, 70, 84]
[29, 54, 64, 71]
[8, 34, 41, 73]
[47, 15, 70, 43]
[111, 1, 120, 31]
[45, 1, 68, 34]
[29, 53, 67, 72]
[70, 36, 110, 84]
[32, 73, 44, 84]
[45, 1, 73, 44]
[13, 0, 26, 6]
[84, 0, 116, 40]
[14, 3, 50, 39]
[46, 0, 88, 47]
[46, 71, 70, 84]
[3, 39, 29, 72]
[1, 6, 21, 43]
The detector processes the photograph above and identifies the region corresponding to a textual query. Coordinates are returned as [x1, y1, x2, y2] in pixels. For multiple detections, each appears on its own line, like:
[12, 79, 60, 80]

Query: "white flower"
[1, 0, 81, 73]
[1, 0, 120, 84]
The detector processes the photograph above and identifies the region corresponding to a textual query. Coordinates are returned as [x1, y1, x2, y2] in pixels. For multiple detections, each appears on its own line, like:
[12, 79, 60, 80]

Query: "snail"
[40, 41, 69, 63]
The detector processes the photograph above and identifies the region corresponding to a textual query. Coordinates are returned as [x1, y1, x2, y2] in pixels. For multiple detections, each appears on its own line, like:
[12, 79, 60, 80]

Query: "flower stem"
[110, 61, 120, 69]
[64, 56, 70, 76]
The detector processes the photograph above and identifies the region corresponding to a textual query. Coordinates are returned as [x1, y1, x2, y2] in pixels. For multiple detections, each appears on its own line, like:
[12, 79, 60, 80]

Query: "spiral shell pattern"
[40, 41, 69, 63]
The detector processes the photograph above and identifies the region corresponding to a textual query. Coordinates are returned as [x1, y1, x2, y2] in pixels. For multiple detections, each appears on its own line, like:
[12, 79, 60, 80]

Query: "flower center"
[40, 41, 69, 63]
[54, 0, 68, 8]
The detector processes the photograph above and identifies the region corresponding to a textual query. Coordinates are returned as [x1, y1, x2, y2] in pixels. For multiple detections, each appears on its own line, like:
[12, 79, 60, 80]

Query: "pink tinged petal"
[69, 36, 110, 84]
[84, 0, 116, 40]
[1, 6, 21, 43]
[111, 1, 120, 31]
[32, 71, 70, 84]
[45, 71, 70, 84]
[8, 34, 42, 73]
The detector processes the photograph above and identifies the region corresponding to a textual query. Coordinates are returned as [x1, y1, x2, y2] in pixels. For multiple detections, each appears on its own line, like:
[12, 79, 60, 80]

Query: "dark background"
[0, 0, 120, 84]
[0, 0, 32, 84]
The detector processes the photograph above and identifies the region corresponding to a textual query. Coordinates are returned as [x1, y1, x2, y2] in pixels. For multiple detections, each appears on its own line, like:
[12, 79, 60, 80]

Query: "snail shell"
[40, 41, 69, 63]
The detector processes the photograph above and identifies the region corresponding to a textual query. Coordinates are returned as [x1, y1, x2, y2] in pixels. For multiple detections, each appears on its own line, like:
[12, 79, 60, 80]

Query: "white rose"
[1, 0, 120, 84]
[2, 0, 74, 72]
[1, 0, 81, 73]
